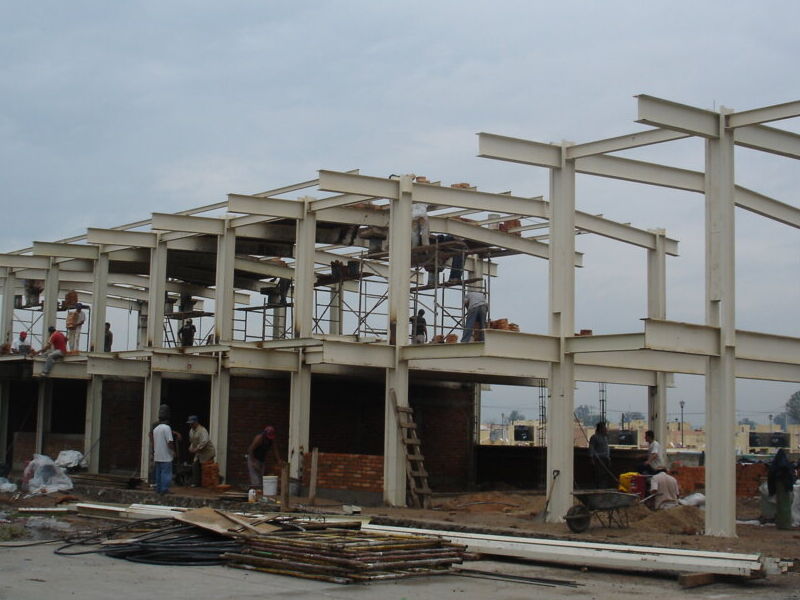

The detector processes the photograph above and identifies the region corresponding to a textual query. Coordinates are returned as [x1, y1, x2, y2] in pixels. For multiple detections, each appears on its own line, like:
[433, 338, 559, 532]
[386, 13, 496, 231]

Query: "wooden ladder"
[392, 394, 431, 509]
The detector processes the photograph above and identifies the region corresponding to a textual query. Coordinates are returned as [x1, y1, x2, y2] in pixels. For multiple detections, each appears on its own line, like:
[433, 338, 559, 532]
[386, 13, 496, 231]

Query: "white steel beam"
[734, 124, 800, 160]
[0, 254, 50, 269]
[209, 367, 229, 481]
[303, 341, 395, 369]
[478, 132, 561, 168]
[576, 350, 707, 375]
[32, 359, 89, 380]
[413, 183, 548, 219]
[735, 187, 800, 229]
[224, 346, 297, 372]
[140, 372, 161, 482]
[565, 333, 646, 354]
[736, 330, 800, 365]
[86, 356, 150, 378]
[227, 194, 304, 220]
[576, 153, 705, 191]
[42, 260, 59, 337]
[735, 359, 800, 382]
[636, 94, 719, 138]
[319, 170, 399, 200]
[308, 192, 373, 212]
[87, 228, 157, 248]
[234, 257, 294, 279]
[575, 364, 656, 387]
[33, 242, 99, 260]
[574, 213, 679, 255]
[644, 319, 720, 355]
[90, 253, 109, 352]
[151, 213, 225, 236]
[726, 100, 800, 128]
[566, 128, 690, 159]
[84, 376, 103, 473]
[409, 356, 550, 381]
[150, 352, 218, 375]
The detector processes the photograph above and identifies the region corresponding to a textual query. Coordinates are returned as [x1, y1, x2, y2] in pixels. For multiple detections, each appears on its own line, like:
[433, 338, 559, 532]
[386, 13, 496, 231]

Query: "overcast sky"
[2, 1, 798, 426]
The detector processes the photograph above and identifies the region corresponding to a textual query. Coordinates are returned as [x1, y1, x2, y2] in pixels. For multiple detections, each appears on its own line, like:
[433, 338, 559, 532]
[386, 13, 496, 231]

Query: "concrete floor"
[2, 544, 799, 600]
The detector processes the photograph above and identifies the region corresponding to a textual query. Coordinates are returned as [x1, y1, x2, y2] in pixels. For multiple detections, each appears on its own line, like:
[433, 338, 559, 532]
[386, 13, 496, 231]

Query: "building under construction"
[1, 95, 798, 537]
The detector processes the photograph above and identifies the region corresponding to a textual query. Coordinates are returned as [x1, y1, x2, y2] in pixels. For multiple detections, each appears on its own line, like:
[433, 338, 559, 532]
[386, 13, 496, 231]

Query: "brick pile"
[302, 452, 383, 493]
[736, 462, 767, 497]
[671, 463, 767, 497]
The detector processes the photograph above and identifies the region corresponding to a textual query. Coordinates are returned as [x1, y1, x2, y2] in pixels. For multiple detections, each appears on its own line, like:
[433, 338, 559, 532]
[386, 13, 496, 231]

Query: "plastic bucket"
[262, 475, 278, 496]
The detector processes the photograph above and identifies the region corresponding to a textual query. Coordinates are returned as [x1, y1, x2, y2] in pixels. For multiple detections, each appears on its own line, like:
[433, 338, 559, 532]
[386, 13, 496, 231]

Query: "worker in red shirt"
[41, 326, 67, 376]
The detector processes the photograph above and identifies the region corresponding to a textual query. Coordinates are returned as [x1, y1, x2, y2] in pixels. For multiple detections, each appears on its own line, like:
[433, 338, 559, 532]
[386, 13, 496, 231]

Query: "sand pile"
[634, 505, 705, 535]
[433, 491, 546, 514]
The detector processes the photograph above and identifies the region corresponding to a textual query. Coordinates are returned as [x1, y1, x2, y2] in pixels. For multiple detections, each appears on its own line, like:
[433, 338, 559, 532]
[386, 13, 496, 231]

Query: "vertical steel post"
[384, 175, 412, 506]
[288, 199, 315, 479]
[647, 229, 668, 446]
[546, 146, 576, 523]
[704, 109, 737, 537]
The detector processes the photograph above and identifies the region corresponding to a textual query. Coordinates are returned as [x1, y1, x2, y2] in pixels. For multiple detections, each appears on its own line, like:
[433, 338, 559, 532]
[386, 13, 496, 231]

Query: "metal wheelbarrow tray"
[564, 490, 640, 533]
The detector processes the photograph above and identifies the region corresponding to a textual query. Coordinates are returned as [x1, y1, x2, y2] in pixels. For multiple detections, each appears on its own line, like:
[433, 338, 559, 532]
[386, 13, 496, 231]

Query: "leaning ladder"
[392, 393, 431, 508]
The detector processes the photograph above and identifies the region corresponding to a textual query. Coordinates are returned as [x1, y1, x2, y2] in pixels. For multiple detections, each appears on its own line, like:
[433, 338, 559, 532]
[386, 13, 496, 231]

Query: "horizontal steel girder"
[87, 356, 150, 378]
[150, 352, 219, 375]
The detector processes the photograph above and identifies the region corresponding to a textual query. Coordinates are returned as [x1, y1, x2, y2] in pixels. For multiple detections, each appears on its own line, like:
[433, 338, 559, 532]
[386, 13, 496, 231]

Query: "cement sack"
[0, 477, 17, 493]
[25, 454, 73, 494]
[679, 492, 705, 507]
[54, 450, 87, 469]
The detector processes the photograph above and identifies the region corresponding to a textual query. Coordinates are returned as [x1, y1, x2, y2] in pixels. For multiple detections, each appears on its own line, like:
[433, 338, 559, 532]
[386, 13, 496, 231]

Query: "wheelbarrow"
[564, 490, 641, 533]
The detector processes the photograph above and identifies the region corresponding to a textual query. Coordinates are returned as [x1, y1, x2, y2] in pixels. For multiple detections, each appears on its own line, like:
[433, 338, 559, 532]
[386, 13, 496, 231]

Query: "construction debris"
[364, 523, 792, 580]
[224, 529, 472, 584]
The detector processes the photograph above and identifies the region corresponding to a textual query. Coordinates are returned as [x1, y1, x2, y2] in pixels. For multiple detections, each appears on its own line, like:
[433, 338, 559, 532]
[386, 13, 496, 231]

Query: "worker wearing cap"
[186, 416, 215, 487]
[41, 326, 67, 376]
[246, 425, 282, 489]
[11, 331, 32, 355]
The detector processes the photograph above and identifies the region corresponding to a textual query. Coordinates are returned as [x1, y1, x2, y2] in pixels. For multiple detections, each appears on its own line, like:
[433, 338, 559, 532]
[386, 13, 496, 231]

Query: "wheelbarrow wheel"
[565, 504, 591, 533]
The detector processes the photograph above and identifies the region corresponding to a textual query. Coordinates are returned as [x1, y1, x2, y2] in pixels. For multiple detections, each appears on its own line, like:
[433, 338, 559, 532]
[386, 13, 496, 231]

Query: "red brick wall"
[226, 376, 291, 485]
[302, 452, 383, 493]
[12, 432, 83, 470]
[410, 384, 475, 491]
[99, 380, 144, 474]
[672, 463, 768, 496]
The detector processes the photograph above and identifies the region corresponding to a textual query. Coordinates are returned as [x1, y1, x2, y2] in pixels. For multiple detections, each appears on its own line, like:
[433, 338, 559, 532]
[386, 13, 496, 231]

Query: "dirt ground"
[361, 491, 800, 563]
[2, 488, 799, 565]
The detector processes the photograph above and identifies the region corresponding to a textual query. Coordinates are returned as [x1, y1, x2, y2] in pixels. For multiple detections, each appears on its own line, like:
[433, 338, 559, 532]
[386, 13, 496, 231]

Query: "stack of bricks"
[736, 462, 767, 497]
[671, 463, 768, 497]
[303, 452, 383, 493]
[671, 465, 705, 495]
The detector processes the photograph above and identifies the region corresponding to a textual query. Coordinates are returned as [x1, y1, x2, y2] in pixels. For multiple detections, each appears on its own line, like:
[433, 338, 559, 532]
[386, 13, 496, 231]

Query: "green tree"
[507, 410, 526, 422]
[738, 417, 757, 428]
[773, 412, 789, 430]
[786, 390, 800, 424]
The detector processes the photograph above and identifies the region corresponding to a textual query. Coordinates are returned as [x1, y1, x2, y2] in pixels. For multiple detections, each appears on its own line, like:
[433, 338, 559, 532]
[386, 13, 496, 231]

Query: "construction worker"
[409, 309, 427, 344]
[178, 319, 196, 346]
[66, 303, 85, 352]
[186, 415, 215, 487]
[246, 425, 282, 489]
[11, 331, 32, 355]
[41, 326, 67, 376]
[461, 287, 488, 342]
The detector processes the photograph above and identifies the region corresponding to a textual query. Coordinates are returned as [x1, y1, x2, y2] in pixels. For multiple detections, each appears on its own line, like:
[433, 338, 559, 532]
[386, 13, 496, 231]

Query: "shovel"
[533, 469, 560, 523]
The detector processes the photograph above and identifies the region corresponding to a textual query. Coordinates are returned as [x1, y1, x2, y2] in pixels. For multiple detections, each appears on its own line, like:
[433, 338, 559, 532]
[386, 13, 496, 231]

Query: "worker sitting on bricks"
[186, 415, 216, 487]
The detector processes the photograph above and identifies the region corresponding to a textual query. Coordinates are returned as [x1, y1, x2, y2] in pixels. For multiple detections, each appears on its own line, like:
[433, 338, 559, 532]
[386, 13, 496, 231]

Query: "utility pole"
[680, 400, 685, 447]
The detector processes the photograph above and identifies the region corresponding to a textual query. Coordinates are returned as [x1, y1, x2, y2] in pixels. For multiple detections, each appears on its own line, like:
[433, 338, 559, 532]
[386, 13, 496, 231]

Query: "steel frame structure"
[1, 95, 798, 537]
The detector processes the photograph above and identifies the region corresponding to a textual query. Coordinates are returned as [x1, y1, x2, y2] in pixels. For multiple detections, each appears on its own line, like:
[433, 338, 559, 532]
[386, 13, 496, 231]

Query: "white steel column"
[384, 175, 413, 506]
[704, 111, 737, 537]
[288, 200, 315, 479]
[0, 268, 15, 345]
[145, 238, 167, 348]
[42, 259, 59, 336]
[329, 285, 343, 335]
[210, 222, 235, 479]
[546, 147, 576, 523]
[139, 372, 161, 481]
[141, 236, 166, 480]
[35, 380, 51, 454]
[85, 251, 108, 473]
[647, 229, 668, 445]
[84, 376, 102, 473]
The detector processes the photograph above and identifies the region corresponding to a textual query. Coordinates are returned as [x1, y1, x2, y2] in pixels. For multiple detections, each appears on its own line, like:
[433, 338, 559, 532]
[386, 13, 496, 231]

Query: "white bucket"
[262, 475, 278, 496]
